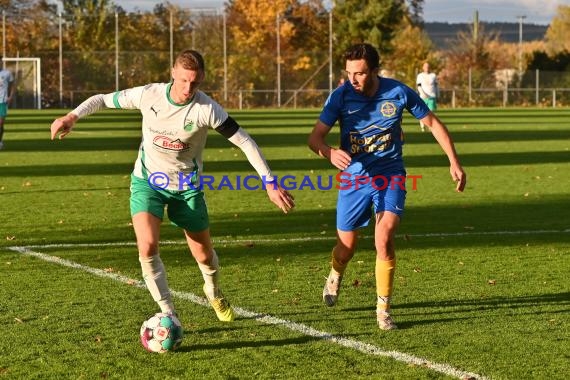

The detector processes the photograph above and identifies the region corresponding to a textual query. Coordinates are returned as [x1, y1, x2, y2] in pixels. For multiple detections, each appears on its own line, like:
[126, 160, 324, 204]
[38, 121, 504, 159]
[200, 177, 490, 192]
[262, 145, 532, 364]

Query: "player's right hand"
[50, 114, 77, 140]
[329, 148, 352, 171]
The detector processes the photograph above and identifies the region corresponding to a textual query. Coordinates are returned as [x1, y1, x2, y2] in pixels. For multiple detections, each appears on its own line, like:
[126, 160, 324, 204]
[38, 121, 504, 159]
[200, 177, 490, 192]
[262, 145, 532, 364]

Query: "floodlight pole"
[276, 14, 281, 108]
[223, 11, 227, 102]
[328, 7, 333, 92]
[169, 10, 173, 69]
[2, 11, 5, 69]
[59, 13, 63, 107]
[517, 15, 526, 74]
[115, 12, 119, 91]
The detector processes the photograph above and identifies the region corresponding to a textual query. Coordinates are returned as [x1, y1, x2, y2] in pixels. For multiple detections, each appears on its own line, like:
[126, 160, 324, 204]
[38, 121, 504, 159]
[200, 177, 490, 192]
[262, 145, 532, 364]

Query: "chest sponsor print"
[153, 136, 190, 152]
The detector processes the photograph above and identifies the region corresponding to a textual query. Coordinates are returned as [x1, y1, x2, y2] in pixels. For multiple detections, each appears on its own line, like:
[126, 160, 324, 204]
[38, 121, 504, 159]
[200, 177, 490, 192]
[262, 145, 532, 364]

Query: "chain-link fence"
[2, 9, 569, 110]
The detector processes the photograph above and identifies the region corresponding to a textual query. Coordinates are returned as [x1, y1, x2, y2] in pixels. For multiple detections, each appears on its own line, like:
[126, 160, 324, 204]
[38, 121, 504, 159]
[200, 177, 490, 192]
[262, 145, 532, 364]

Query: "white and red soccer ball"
[140, 312, 184, 353]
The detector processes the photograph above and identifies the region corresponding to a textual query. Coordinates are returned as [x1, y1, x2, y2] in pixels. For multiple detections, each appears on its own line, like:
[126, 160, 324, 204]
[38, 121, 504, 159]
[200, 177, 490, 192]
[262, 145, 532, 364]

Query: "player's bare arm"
[419, 112, 467, 192]
[50, 113, 79, 140]
[308, 120, 352, 171]
[51, 94, 108, 140]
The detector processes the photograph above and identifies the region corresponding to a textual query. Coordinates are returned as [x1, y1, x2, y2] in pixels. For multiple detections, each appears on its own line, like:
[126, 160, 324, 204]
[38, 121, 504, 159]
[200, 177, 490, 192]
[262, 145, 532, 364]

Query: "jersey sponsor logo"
[152, 136, 190, 152]
[347, 108, 362, 115]
[380, 102, 397, 117]
[348, 129, 392, 154]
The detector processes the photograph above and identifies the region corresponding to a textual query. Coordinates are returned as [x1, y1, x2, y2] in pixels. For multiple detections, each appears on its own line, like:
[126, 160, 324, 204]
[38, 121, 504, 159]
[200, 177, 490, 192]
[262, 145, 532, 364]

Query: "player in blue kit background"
[50, 49, 295, 324]
[308, 43, 466, 330]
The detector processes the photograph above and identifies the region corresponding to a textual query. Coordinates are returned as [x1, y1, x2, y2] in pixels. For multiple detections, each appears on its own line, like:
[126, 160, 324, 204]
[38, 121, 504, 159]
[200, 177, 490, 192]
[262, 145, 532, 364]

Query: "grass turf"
[1, 107, 569, 379]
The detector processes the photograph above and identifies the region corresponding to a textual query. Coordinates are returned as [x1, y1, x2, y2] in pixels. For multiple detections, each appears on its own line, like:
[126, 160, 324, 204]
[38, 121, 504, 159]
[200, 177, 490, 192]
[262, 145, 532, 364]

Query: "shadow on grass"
[8, 195, 567, 250]
[177, 335, 318, 352]
[2, 148, 569, 178]
[6, 127, 570, 152]
[341, 291, 570, 329]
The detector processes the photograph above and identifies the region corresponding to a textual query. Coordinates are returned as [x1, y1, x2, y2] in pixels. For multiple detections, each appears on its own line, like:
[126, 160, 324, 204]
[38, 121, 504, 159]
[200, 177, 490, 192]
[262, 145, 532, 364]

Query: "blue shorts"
[336, 171, 407, 231]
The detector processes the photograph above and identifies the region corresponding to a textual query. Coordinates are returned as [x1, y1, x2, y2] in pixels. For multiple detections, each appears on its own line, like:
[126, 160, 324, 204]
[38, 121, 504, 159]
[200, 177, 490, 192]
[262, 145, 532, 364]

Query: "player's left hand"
[50, 113, 78, 140]
[450, 164, 466, 192]
[266, 183, 295, 213]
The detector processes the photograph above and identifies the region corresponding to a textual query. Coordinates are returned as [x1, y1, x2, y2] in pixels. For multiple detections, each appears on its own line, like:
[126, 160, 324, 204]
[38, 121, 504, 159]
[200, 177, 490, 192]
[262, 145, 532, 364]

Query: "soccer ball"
[140, 312, 184, 353]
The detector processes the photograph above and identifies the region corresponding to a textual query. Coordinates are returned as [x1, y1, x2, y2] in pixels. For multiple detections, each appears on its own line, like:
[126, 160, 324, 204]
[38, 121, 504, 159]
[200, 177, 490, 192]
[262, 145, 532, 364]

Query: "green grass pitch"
[1, 107, 569, 379]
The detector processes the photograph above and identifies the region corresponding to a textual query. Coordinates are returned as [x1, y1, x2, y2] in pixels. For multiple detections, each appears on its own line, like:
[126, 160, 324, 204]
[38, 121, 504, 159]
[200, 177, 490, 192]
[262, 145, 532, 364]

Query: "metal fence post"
[535, 69, 539, 106]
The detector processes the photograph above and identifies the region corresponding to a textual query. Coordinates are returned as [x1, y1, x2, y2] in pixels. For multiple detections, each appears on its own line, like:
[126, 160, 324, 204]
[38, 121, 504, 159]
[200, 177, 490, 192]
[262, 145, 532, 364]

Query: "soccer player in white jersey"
[308, 44, 465, 330]
[50, 50, 295, 323]
[416, 62, 439, 131]
[0, 59, 15, 150]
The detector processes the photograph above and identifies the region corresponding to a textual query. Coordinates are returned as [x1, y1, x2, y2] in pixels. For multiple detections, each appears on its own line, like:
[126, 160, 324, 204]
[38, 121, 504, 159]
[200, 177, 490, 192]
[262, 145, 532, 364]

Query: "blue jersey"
[319, 77, 429, 175]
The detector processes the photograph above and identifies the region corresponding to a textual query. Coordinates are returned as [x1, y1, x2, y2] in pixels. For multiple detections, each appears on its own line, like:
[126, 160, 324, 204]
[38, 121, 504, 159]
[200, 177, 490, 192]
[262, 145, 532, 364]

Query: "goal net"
[3, 57, 42, 109]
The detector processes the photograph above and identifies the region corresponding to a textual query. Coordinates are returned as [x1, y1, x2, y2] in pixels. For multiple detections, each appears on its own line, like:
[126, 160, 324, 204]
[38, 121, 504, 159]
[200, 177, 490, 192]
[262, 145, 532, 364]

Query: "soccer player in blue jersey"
[50, 49, 295, 323]
[308, 43, 466, 330]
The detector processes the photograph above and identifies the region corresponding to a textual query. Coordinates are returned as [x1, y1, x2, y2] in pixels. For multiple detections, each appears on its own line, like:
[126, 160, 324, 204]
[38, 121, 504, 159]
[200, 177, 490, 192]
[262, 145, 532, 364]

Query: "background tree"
[438, 22, 502, 105]
[544, 5, 570, 56]
[118, 4, 194, 87]
[382, 19, 433, 86]
[1, 0, 59, 106]
[333, 0, 406, 56]
[225, 0, 332, 106]
[332, 0, 426, 86]
[60, 0, 118, 93]
[226, 0, 294, 99]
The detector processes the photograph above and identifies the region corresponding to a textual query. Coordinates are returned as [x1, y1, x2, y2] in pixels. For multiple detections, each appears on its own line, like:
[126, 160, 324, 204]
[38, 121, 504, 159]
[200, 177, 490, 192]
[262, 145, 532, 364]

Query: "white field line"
[9, 227, 570, 251]
[6, 244, 489, 380]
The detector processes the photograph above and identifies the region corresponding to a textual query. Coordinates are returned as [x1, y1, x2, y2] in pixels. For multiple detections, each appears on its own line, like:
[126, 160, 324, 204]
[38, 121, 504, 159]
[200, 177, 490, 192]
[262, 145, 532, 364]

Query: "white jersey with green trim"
[105, 82, 227, 190]
[0, 69, 14, 103]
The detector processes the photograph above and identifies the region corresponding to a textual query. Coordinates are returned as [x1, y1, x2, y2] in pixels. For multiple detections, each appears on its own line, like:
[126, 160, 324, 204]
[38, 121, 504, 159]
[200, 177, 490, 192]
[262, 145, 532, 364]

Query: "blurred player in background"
[0, 59, 15, 150]
[308, 43, 465, 330]
[50, 49, 295, 322]
[416, 61, 439, 131]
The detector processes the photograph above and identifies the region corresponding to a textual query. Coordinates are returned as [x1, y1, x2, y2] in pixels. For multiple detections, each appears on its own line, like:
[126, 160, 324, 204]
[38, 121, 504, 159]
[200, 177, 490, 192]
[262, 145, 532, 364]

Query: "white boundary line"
[5, 244, 490, 380]
[7, 227, 570, 251]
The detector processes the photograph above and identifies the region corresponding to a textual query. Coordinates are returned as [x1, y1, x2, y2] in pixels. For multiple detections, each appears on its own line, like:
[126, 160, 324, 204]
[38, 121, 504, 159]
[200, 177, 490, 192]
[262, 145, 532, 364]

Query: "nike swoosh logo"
[348, 109, 361, 114]
[395, 205, 403, 211]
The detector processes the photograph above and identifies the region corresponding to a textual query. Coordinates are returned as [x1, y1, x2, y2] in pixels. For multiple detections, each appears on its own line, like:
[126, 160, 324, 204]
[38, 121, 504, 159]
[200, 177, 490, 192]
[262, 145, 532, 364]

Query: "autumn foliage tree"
[1, 0, 567, 109]
[544, 5, 570, 55]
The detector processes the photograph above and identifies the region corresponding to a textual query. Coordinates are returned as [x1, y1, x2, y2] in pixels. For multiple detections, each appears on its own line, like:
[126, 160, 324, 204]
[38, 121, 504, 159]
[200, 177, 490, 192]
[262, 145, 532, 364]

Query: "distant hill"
[424, 22, 549, 50]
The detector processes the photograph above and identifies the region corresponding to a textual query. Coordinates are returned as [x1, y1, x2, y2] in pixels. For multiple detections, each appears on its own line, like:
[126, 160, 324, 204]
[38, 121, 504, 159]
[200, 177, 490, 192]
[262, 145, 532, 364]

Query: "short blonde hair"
[174, 50, 205, 71]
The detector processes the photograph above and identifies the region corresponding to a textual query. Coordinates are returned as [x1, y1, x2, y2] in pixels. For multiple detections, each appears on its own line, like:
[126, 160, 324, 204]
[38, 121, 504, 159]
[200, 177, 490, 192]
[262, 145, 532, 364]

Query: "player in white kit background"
[416, 62, 439, 132]
[0, 59, 15, 150]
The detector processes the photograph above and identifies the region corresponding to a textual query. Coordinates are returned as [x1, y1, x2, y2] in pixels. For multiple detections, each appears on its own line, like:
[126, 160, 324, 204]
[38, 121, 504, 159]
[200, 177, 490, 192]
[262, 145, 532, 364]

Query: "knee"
[334, 243, 356, 263]
[137, 241, 159, 258]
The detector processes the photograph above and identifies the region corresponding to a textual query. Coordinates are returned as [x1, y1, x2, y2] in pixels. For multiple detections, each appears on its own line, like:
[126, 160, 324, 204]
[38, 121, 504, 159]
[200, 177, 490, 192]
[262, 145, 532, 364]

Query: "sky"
[112, 0, 568, 25]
